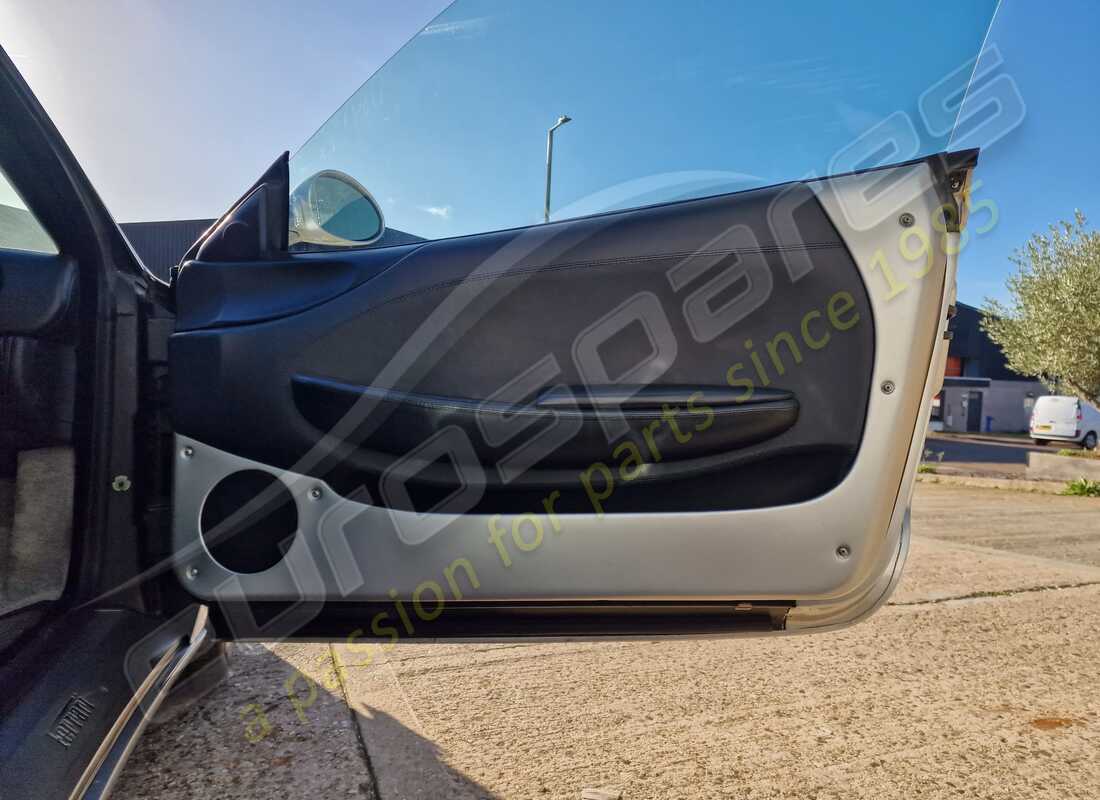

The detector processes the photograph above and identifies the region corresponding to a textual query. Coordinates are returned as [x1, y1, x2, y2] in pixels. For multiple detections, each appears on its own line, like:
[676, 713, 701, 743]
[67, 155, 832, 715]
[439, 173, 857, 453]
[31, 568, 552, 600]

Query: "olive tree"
[981, 211, 1100, 407]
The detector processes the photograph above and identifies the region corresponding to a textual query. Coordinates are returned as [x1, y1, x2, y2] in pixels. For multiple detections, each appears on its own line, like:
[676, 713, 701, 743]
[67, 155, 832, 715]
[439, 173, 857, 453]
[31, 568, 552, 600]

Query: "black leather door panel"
[171, 182, 873, 512]
[0, 250, 76, 335]
[174, 244, 421, 330]
[0, 250, 77, 450]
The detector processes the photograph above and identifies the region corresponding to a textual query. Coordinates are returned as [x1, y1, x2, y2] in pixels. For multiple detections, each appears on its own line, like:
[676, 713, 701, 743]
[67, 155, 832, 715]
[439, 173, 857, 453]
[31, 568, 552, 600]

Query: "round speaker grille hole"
[200, 470, 298, 574]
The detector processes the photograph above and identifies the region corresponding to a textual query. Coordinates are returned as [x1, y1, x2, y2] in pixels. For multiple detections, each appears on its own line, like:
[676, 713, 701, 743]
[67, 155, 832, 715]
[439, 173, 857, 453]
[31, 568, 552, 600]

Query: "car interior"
[0, 51, 215, 798]
[0, 173, 77, 623]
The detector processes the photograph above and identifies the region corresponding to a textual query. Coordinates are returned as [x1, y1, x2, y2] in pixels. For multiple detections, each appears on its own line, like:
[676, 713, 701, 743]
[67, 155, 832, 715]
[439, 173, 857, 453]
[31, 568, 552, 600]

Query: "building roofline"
[119, 218, 215, 228]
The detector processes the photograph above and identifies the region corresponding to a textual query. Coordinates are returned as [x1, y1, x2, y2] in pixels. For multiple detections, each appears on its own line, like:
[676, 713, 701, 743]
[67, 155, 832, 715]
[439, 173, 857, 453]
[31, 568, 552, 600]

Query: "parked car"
[0, 1, 1005, 797]
[1030, 395, 1100, 449]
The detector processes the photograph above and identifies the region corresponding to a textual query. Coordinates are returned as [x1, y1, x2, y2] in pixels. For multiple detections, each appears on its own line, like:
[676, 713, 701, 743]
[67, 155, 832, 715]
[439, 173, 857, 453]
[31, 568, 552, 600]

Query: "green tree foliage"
[982, 212, 1100, 406]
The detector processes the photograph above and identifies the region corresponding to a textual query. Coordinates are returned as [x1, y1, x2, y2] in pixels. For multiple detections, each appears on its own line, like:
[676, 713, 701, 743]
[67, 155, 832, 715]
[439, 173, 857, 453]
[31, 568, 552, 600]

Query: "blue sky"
[953, 0, 1100, 305]
[289, 1, 996, 242]
[1, 0, 1096, 306]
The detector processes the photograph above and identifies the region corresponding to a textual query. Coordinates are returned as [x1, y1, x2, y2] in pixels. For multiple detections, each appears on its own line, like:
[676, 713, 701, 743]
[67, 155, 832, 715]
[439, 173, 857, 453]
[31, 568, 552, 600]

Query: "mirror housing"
[288, 170, 384, 248]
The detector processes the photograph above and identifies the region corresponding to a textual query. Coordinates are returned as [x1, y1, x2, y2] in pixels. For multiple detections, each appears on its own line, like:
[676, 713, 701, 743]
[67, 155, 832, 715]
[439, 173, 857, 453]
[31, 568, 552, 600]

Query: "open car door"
[166, 0, 1002, 641]
[0, 2, 1008, 794]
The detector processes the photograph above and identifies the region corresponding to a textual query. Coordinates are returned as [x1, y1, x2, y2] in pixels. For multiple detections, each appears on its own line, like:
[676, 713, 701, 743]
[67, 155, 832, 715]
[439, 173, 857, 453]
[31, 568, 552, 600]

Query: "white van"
[1030, 395, 1100, 449]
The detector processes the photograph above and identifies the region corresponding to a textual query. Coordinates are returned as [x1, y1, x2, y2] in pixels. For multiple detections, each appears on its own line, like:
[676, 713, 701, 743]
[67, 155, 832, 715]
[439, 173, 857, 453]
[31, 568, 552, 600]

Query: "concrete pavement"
[114, 484, 1100, 799]
[913, 482, 1100, 567]
[112, 643, 375, 799]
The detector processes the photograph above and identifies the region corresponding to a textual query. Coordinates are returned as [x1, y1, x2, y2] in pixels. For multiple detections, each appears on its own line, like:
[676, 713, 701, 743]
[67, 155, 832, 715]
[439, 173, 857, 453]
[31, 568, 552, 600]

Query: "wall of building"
[120, 219, 215, 281]
[948, 303, 1026, 381]
[929, 302, 1048, 433]
[939, 379, 1048, 433]
[940, 386, 975, 432]
[985, 379, 1049, 432]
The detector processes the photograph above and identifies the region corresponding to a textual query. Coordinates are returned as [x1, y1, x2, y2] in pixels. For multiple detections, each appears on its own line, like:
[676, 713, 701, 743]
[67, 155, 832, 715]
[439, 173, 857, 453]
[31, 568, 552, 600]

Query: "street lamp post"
[544, 114, 571, 223]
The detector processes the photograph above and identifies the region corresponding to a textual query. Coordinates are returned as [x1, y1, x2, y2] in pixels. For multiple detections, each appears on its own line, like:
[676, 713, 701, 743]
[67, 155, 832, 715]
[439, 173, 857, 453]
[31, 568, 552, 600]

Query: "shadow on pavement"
[111, 643, 496, 799]
[351, 704, 499, 799]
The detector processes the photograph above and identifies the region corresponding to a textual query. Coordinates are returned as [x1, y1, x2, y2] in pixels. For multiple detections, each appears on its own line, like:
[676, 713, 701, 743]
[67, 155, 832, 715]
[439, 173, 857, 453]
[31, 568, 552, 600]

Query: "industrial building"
[119, 218, 214, 281]
[930, 302, 1047, 433]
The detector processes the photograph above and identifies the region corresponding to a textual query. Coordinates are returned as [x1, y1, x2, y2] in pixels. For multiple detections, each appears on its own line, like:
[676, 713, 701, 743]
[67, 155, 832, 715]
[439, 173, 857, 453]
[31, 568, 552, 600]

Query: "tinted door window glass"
[290, 0, 997, 248]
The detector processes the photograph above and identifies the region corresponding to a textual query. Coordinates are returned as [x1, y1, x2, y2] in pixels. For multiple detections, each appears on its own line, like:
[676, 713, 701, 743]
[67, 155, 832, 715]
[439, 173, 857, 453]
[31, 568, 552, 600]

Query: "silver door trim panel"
[172, 164, 953, 627]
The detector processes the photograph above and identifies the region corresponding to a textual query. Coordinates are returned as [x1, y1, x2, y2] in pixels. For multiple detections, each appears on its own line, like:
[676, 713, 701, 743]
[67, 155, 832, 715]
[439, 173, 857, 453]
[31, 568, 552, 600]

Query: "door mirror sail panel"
[181, 152, 289, 266]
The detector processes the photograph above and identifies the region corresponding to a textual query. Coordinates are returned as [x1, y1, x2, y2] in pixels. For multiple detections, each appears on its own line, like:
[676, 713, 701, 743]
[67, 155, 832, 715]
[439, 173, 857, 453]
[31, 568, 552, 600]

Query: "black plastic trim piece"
[193, 153, 289, 263]
[211, 600, 793, 640]
[0, 610, 165, 800]
[536, 384, 794, 409]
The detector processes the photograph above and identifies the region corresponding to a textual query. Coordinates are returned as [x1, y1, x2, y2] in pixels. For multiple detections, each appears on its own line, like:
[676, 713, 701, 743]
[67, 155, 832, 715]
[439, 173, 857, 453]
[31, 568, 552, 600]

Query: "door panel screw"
[181, 446, 194, 458]
[898, 212, 915, 227]
[881, 380, 896, 395]
[309, 487, 323, 500]
[111, 475, 131, 492]
[836, 545, 852, 559]
[185, 566, 200, 580]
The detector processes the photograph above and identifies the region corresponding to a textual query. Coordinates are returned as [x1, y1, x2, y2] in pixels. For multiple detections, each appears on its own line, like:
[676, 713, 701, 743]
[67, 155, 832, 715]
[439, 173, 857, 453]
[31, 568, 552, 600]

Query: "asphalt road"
[113, 483, 1100, 800]
[922, 433, 1072, 477]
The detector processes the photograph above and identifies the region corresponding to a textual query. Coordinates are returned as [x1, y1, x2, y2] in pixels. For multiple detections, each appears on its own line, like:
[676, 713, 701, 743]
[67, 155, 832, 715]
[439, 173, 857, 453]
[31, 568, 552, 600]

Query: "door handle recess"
[292, 375, 799, 467]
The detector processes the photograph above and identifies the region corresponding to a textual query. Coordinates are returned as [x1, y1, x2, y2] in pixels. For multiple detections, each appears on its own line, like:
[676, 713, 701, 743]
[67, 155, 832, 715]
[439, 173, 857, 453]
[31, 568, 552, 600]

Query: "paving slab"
[112, 642, 373, 799]
[891, 535, 1100, 604]
[333, 649, 498, 799]
[911, 483, 1100, 567]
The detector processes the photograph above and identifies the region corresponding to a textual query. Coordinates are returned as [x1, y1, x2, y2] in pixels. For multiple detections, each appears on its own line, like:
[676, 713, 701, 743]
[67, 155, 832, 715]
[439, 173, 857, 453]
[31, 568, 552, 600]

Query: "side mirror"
[288, 170, 384, 248]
